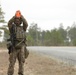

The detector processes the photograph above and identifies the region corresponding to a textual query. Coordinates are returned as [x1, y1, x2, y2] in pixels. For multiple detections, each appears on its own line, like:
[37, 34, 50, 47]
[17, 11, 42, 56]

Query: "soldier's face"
[15, 18, 21, 25]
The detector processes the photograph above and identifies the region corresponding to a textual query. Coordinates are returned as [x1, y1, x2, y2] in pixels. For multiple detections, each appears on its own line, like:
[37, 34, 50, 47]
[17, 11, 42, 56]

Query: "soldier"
[7, 10, 28, 75]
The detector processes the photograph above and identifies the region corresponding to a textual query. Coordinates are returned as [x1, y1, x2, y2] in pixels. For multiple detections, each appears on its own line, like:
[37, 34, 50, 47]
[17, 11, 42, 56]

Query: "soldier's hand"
[21, 15, 24, 19]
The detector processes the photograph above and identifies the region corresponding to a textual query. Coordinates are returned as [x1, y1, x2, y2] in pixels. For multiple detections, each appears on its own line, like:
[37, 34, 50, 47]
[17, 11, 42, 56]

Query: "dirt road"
[0, 49, 76, 75]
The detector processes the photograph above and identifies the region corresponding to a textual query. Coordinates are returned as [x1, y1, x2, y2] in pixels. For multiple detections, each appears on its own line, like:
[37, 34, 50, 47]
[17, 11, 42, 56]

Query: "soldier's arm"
[21, 15, 28, 31]
[8, 16, 15, 31]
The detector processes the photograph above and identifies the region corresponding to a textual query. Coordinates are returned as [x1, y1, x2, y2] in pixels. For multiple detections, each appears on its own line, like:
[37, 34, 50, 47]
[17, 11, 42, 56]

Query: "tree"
[0, 5, 5, 23]
[57, 23, 67, 45]
[27, 22, 41, 45]
[68, 22, 76, 45]
[58, 23, 67, 40]
[0, 4, 6, 42]
[50, 28, 64, 46]
[0, 5, 8, 39]
[43, 30, 51, 46]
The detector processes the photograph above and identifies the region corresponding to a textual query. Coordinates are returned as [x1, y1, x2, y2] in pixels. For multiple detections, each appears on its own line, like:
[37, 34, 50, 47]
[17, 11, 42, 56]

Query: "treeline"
[1, 22, 76, 46]
[26, 22, 76, 46]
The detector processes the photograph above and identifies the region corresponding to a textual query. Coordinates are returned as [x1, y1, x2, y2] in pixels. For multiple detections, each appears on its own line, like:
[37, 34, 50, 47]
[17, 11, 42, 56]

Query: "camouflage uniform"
[8, 15, 28, 32]
[7, 15, 28, 75]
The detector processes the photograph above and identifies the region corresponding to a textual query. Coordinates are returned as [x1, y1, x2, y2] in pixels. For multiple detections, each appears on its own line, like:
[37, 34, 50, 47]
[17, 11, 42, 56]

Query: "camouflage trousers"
[7, 45, 25, 75]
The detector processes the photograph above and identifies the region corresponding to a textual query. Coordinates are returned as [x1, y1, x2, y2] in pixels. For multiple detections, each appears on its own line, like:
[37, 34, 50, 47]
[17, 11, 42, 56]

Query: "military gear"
[24, 46, 29, 59]
[14, 25, 26, 49]
[15, 40, 24, 49]
[7, 23, 26, 50]
[7, 39, 13, 54]
[8, 15, 28, 31]
[15, 26, 26, 40]
[7, 39, 12, 49]
[7, 12, 28, 75]
[7, 24, 16, 54]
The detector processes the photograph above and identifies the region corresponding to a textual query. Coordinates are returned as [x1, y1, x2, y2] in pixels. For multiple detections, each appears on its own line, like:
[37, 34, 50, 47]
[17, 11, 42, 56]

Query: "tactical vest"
[15, 25, 26, 41]
[14, 25, 26, 49]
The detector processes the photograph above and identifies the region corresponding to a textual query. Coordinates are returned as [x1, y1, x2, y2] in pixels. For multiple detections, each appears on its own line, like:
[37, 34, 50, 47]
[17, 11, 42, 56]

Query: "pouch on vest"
[15, 26, 26, 41]
[15, 26, 26, 49]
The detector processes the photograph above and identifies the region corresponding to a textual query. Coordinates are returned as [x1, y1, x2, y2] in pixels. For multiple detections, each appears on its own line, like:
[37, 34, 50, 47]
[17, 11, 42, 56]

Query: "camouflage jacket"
[8, 15, 28, 32]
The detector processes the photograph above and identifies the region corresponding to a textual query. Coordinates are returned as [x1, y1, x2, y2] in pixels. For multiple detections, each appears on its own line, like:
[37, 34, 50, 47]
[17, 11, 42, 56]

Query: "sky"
[1, 0, 76, 30]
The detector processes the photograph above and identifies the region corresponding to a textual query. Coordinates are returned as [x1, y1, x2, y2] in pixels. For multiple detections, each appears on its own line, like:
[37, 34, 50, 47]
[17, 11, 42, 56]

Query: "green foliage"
[58, 24, 67, 40]
[28, 22, 41, 45]
[0, 4, 7, 42]
[27, 35, 35, 46]
[27, 24, 65, 46]
[27, 22, 75, 46]
[68, 27, 76, 41]
[0, 5, 5, 23]
[50, 29, 64, 46]
[72, 39, 76, 46]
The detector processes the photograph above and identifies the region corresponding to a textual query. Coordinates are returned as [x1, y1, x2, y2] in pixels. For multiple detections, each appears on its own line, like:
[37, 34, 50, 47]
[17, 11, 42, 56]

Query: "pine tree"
[0, 4, 5, 23]
[0, 3, 7, 42]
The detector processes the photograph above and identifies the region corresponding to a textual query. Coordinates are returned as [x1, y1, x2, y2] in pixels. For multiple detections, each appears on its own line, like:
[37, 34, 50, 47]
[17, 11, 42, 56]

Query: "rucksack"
[7, 23, 27, 53]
